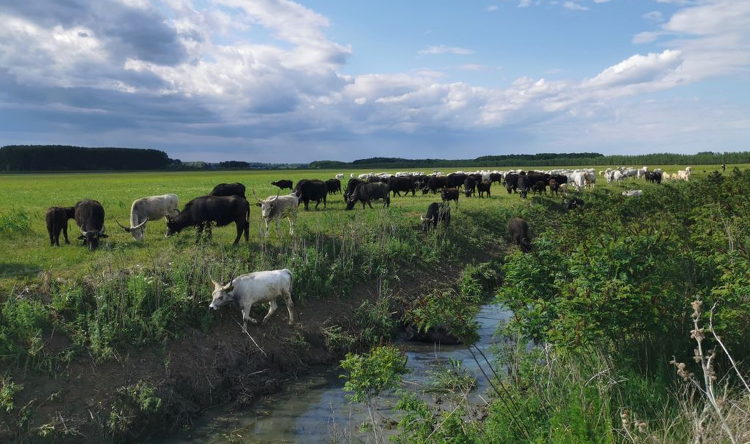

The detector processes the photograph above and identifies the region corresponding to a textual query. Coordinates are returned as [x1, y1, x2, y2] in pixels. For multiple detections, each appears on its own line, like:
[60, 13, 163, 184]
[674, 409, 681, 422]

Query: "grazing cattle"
[489, 173, 503, 185]
[477, 181, 491, 198]
[167, 195, 249, 244]
[346, 182, 391, 210]
[516, 175, 532, 199]
[569, 172, 586, 191]
[115, 194, 179, 241]
[447, 173, 468, 188]
[74, 200, 108, 251]
[344, 178, 362, 201]
[325, 178, 342, 195]
[505, 173, 519, 194]
[271, 180, 294, 190]
[566, 198, 584, 210]
[508, 218, 531, 252]
[253, 191, 299, 237]
[548, 178, 559, 196]
[210, 182, 246, 199]
[295, 179, 328, 211]
[441, 188, 459, 210]
[388, 176, 417, 197]
[644, 171, 662, 184]
[335, 173, 344, 181]
[209, 269, 295, 328]
[423, 176, 449, 194]
[463, 177, 476, 197]
[45, 206, 75, 246]
[532, 180, 546, 195]
[421, 202, 440, 231]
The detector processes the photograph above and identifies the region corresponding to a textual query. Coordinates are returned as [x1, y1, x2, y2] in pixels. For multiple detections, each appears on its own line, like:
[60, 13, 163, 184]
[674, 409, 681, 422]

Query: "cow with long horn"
[74, 199, 108, 251]
[253, 190, 299, 238]
[116, 194, 179, 241]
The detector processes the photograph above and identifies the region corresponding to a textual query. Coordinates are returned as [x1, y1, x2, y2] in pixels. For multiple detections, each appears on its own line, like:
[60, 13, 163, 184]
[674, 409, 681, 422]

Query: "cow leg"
[284, 291, 295, 325]
[367, 201, 373, 209]
[244, 304, 258, 324]
[233, 222, 242, 244]
[48, 228, 55, 246]
[62, 224, 70, 244]
[244, 221, 250, 242]
[264, 220, 270, 239]
[275, 219, 281, 237]
[195, 223, 204, 243]
[262, 300, 278, 323]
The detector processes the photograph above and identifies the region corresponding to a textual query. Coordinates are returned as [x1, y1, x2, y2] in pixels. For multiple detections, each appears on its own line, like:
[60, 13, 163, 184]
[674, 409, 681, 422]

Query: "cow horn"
[271, 190, 280, 202]
[209, 274, 221, 287]
[252, 190, 263, 204]
[420, 215, 424, 221]
[133, 219, 148, 230]
[115, 219, 132, 232]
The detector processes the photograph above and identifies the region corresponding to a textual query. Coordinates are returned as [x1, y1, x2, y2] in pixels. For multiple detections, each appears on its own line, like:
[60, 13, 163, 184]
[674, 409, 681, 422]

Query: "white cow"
[335, 173, 344, 180]
[622, 190, 643, 197]
[209, 269, 295, 327]
[570, 171, 586, 191]
[253, 191, 299, 237]
[116, 194, 179, 241]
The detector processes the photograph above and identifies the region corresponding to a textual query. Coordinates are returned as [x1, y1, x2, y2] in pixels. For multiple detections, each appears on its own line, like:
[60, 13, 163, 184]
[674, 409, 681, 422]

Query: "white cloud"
[643, 11, 663, 22]
[486, 5, 499, 12]
[563, 2, 589, 11]
[458, 64, 489, 71]
[419, 45, 474, 55]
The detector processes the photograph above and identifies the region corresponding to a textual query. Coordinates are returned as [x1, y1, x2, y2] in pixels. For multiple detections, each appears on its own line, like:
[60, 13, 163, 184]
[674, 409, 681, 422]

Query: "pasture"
[0, 164, 727, 295]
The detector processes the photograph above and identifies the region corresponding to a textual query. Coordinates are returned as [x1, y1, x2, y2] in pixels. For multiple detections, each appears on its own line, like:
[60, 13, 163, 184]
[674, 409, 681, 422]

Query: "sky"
[0, 0, 749, 162]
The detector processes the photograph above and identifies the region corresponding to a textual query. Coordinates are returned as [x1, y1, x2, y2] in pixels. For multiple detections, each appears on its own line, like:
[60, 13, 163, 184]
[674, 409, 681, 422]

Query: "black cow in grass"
[441, 188, 459, 210]
[463, 177, 476, 197]
[566, 198, 584, 210]
[477, 181, 491, 198]
[209, 182, 246, 199]
[490, 173, 503, 185]
[421, 202, 451, 231]
[508, 217, 531, 252]
[548, 178, 560, 196]
[423, 176, 449, 194]
[517, 175, 532, 199]
[46, 206, 75, 246]
[271, 180, 294, 190]
[74, 200, 108, 251]
[346, 182, 391, 210]
[167, 196, 249, 244]
[505, 173, 519, 194]
[532, 180, 546, 195]
[325, 179, 342, 195]
[447, 173, 467, 189]
[645, 171, 662, 184]
[295, 179, 328, 211]
[388, 176, 417, 197]
[344, 178, 362, 201]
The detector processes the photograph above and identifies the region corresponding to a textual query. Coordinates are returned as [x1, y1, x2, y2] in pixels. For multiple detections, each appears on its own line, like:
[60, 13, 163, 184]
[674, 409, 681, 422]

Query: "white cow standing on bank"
[116, 194, 179, 241]
[209, 269, 295, 328]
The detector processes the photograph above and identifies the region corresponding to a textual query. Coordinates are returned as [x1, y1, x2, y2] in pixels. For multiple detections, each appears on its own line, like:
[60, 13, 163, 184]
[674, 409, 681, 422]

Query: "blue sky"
[0, 0, 748, 162]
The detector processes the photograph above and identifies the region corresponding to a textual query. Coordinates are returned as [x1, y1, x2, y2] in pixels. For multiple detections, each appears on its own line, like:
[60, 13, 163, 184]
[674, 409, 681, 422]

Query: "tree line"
[0, 145, 173, 171]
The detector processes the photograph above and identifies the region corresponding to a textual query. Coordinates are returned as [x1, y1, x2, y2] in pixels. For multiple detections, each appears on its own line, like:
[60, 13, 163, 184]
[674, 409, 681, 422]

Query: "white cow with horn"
[209, 269, 295, 328]
[116, 194, 179, 241]
[253, 190, 299, 238]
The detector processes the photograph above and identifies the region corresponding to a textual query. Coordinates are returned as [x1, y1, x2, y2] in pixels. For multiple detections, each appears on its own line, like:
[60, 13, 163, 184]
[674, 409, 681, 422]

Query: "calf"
[508, 217, 531, 252]
[74, 199, 108, 251]
[325, 178, 342, 195]
[548, 178, 559, 196]
[210, 182, 246, 199]
[346, 182, 391, 210]
[532, 180, 546, 195]
[463, 177, 476, 198]
[441, 188, 459, 210]
[253, 191, 299, 237]
[295, 179, 328, 211]
[45, 206, 75, 246]
[566, 198, 584, 210]
[271, 180, 294, 190]
[167, 195, 249, 244]
[116, 194, 179, 241]
[209, 269, 295, 328]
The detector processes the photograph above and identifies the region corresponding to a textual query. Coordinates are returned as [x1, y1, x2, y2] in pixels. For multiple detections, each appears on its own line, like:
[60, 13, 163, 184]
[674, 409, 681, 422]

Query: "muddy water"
[160, 303, 510, 444]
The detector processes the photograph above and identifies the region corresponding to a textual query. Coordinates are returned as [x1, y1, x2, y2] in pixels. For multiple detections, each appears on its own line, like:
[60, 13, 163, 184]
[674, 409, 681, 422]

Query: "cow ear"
[255, 202, 262, 207]
[224, 283, 234, 292]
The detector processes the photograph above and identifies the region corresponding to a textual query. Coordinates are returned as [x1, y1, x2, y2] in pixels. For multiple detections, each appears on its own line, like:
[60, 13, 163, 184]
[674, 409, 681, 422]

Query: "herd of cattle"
[39, 166, 687, 325]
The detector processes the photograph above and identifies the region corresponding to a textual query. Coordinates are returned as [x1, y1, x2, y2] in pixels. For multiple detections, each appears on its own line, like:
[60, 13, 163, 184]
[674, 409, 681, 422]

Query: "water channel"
[159, 303, 510, 444]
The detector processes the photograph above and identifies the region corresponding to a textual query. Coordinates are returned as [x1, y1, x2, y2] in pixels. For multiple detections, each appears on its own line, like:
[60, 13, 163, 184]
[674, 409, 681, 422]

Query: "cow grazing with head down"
[295, 179, 328, 211]
[346, 182, 391, 210]
[253, 191, 299, 237]
[516, 175, 532, 199]
[566, 198, 584, 210]
[46, 206, 75, 246]
[344, 178, 362, 201]
[463, 177, 476, 198]
[116, 194, 179, 241]
[441, 188, 459, 210]
[421, 202, 451, 231]
[209, 182, 246, 199]
[271, 180, 294, 190]
[508, 217, 531, 252]
[209, 269, 295, 329]
[388, 176, 417, 197]
[74, 200, 108, 251]
[167, 195, 249, 244]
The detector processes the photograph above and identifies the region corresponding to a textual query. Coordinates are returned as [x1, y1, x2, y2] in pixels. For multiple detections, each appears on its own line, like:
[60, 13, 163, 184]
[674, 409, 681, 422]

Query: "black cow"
[645, 171, 662, 184]
[516, 175, 532, 199]
[566, 198, 584, 210]
[489, 173, 503, 185]
[271, 180, 294, 190]
[463, 177, 476, 197]
[295, 179, 328, 211]
[345, 182, 391, 210]
[421, 202, 451, 231]
[447, 173, 467, 188]
[505, 173, 519, 194]
[441, 188, 459, 210]
[46, 206, 75, 246]
[344, 178, 362, 201]
[532, 180, 546, 195]
[166, 195, 249, 244]
[388, 177, 417, 197]
[210, 182, 246, 199]
[325, 179, 342, 195]
[508, 217, 531, 252]
[477, 181, 491, 198]
[74, 200, 108, 251]
[548, 178, 560, 196]
[423, 176, 449, 194]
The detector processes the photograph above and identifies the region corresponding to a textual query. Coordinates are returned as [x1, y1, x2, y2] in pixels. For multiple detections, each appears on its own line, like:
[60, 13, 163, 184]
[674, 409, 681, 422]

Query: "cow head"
[115, 219, 148, 241]
[254, 190, 280, 219]
[420, 214, 434, 231]
[209, 277, 235, 310]
[165, 216, 181, 236]
[78, 227, 108, 251]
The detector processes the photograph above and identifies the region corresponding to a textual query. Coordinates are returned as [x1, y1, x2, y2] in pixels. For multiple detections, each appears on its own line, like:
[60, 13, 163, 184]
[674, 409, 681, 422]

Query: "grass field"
[0, 163, 732, 295]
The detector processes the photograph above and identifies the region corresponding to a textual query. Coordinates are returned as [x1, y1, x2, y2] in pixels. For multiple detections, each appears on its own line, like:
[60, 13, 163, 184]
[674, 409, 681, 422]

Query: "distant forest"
[1, 145, 747, 172]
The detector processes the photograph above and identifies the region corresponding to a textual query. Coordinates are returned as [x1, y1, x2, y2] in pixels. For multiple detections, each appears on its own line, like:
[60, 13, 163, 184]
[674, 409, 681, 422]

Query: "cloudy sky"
[0, 0, 749, 162]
